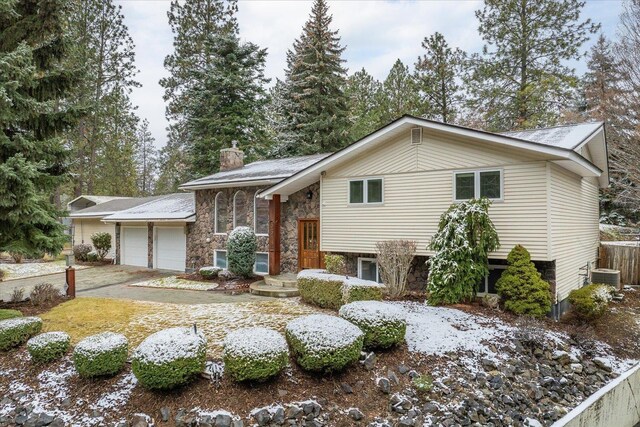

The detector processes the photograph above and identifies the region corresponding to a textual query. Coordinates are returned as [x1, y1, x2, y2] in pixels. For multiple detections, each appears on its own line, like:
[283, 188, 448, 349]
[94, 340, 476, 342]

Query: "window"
[233, 191, 248, 228]
[358, 257, 381, 283]
[255, 252, 269, 274]
[349, 178, 383, 204]
[254, 192, 269, 235]
[214, 192, 227, 234]
[476, 265, 507, 294]
[214, 250, 227, 269]
[454, 170, 502, 201]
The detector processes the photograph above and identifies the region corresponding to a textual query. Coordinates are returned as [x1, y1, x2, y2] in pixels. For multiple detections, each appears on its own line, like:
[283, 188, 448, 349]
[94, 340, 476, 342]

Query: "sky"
[117, 0, 625, 150]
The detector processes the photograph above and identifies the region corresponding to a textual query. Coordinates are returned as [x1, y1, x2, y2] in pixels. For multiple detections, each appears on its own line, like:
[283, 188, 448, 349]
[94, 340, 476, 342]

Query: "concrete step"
[264, 273, 298, 288]
[250, 281, 299, 298]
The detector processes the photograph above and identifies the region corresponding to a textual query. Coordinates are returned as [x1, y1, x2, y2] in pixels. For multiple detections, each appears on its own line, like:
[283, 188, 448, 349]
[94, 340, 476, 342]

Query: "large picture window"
[254, 192, 269, 235]
[454, 170, 502, 201]
[349, 178, 383, 204]
[214, 192, 227, 234]
[233, 191, 248, 228]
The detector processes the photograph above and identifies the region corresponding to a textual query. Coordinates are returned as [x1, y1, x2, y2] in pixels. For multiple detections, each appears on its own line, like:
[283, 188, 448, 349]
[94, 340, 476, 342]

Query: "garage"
[154, 226, 186, 271]
[121, 226, 148, 267]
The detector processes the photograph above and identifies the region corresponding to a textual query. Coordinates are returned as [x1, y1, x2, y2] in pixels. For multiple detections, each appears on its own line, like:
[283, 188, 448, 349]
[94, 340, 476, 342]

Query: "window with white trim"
[349, 178, 383, 204]
[358, 257, 382, 283]
[454, 170, 502, 201]
[214, 192, 227, 234]
[233, 190, 248, 228]
[477, 264, 507, 294]
[254, 192, 269, 235]
[255, 252, 269, 274]
[214, 250, 227, 269]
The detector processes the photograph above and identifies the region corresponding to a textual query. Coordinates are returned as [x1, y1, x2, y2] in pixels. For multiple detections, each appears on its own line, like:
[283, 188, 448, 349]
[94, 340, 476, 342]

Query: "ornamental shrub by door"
[227, 227, 257, 278]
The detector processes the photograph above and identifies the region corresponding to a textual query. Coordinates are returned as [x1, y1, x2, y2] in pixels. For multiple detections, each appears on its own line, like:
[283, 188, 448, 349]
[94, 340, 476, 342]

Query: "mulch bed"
[176, 273, 259, 293]
[0, 295, 69, 316]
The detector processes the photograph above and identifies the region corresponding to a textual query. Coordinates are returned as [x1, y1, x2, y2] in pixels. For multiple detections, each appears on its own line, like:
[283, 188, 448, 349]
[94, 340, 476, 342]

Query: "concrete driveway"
[0, 264, 272, 304]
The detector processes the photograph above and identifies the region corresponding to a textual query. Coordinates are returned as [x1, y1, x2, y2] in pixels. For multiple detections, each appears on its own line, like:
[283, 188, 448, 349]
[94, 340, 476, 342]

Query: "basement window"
[358, 257, 382, 283]
[255, 252, 269, 275]
[214, 250, 227, 269]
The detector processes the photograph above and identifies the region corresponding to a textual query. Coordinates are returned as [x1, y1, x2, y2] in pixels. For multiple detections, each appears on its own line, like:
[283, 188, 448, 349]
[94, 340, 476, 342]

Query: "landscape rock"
[377, 377, 391, 394]
[363, 352, 377, 370]
[348, 408, 364, 421]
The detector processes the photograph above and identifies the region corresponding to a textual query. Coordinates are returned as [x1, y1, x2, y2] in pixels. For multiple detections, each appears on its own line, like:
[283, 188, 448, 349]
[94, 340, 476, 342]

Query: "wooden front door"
[298, 219, 321, 270]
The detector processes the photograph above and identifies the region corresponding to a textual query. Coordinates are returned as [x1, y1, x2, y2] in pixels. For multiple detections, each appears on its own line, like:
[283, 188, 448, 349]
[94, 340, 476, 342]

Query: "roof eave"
[102, 215, 196, 223]
[179, 178, 284, 191]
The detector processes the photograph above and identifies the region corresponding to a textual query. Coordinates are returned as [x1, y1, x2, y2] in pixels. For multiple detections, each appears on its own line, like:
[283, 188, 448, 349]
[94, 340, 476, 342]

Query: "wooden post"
[268, 194, 281, 276]
[65, 266, 76, 298]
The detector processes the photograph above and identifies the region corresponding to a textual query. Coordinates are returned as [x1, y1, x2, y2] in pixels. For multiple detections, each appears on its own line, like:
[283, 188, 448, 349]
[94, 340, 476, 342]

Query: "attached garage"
[154, 226, 186, 271]
[121, 227, 148, 267]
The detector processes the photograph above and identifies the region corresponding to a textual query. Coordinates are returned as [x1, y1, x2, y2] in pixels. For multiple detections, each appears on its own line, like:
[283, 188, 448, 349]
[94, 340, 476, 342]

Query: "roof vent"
[411, 127, 423, 145]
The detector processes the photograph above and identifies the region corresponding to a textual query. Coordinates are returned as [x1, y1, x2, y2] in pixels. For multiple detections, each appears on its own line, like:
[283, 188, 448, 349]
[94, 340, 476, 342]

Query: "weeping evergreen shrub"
[495, 245, 552, 318]
[427, 198, 500, 305]
[227, 227, 257, 278]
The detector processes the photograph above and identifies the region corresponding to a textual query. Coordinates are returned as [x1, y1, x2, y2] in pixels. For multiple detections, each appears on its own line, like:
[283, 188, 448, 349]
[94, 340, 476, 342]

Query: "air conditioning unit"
[411, 127, 423, 145]
[591, 268, 621, 290]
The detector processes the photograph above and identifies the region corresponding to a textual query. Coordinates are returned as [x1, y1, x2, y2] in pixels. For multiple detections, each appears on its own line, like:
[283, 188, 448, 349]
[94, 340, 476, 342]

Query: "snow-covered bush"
[324, 254, 346, 275]
[285, 314, 364, 373]
[73, 332, 128, 378]
[0, 316, 42, 351]
[427, 198, 500, 305]
[227, 227, 257, 278]
[568, 284, 614, 321]
[298, 270, 384, 309]
[132, 327, 207, 390]
[27, 331, 70, 363]
[223, 327, 289, 382]
[0, 309, 22, 321]
[199, 266, 222, 279]
[86, 251, 99, 262]
[91, 232, 112, 260]
[376, 240, 417, 298]
[339, 301, 406, 349]
[73, 244, 92, 262]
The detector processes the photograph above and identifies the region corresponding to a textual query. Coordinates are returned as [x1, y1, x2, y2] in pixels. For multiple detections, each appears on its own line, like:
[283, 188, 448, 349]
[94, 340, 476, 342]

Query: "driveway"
[0, 264, 272, 304]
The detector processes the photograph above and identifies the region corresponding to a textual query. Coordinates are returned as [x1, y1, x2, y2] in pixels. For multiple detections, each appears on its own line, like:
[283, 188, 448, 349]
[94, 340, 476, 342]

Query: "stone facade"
[219, 148, 244, 171]
[147, 223, 154, 268]
[280, 183, 320, 273]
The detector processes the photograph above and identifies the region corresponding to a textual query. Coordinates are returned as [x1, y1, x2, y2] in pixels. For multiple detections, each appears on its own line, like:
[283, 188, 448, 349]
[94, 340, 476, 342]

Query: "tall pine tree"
[344, 68, 381, 141]
[469, 0, 599, 131]
[135, 119, 158, 196]
[375, 59, 422, 126]
[0, 0, 80, 257]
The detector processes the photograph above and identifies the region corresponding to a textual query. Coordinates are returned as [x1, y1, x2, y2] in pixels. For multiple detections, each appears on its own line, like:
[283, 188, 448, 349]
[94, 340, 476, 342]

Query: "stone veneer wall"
[147, 223, 154, 268]
[186, 183, 320, 272]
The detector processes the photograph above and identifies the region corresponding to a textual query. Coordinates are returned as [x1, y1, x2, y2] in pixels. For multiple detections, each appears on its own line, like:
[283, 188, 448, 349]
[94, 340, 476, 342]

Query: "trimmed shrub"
[297, 269, 385, 309]
[27, 331, 71, 363]
[223, 327, 289, 382]
[30, 283, 61, 306]
[495, 245, 552, 318]
[568, 284, 614, 321]
[343, 282, 385, 303]
[73, 332, 128, 378]
[285, 314, 364, 373]
[86, 251, 99, 262]
[199, 266, 222, 279]
[227, 227, 257, 278]
[339, 301, 406, 349]
[132, 327, 207, 390]
[91, 232, 112, 260]
[324, 254, 346, 275]
[0, 309, 22, 321]
[0, 317, 42, 351]
[73, 244, 92, 262]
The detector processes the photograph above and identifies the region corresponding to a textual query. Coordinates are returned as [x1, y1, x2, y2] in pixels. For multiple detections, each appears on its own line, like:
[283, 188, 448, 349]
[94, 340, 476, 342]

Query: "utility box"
[591, 268, 621, 290]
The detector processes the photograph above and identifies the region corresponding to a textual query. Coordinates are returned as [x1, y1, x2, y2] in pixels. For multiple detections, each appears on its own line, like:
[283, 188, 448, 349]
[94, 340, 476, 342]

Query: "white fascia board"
[102, 215, 195, 223]
[179, 178, 282, 191]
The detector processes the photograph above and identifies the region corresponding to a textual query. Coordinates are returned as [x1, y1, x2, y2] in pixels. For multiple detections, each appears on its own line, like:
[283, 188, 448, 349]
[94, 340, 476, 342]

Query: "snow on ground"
[129, 276, 219, 291]
[92, 373, 137, 411]
[0, 261, 89, 280]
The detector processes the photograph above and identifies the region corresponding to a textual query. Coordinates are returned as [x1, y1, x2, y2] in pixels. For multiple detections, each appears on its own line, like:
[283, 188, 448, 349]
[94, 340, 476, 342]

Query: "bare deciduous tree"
[375, 240, 417, 298]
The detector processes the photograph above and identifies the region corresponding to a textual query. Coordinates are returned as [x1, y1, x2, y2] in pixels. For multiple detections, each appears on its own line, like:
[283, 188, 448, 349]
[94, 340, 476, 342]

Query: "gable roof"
[67, 195, 132, 212]
[69, 196, 162, 218]
[258, 116, 608, 200]
[102, 193, 195, 222]
[179, 153, 331, 190]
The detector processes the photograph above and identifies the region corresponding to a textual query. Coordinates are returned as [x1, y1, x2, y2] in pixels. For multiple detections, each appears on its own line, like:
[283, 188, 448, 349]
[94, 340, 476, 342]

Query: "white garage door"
[155, 227, 186, 271]
[122, 227, 148, 268]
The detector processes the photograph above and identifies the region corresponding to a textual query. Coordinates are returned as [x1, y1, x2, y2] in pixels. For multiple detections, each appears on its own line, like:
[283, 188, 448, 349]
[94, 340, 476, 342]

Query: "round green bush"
[285, 314, 364, 373]
[339, 301, 406, 349]
[0, 309, 23, 321]
[0, 316, 42, 351]
[132, 327, 207, 390]
[297, 270, 385, 309]
[199, 266, 222, 279]
[223, 327, 289, 382]
[568, 284, 613, 321]
[73, 332, 128, 378]
[227, 227, 257, 278]
[27, 331, 71, 363]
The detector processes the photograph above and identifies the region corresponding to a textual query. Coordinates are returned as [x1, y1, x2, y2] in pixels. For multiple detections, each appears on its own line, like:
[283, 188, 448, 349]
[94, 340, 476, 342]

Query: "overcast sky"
[117, 0, 624, 150]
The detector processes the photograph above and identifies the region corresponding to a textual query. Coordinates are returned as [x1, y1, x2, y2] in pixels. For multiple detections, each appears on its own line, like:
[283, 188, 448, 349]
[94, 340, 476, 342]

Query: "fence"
[599, 243, 640, 286]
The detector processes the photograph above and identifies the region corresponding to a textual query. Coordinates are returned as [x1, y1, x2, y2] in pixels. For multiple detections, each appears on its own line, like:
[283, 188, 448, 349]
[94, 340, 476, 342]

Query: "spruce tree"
[135, 119, 158, 196]
[0, 0, 80, 257]
[345, 68, 381, 141]
[265, 79, 298, 156]
[375, 59, 422, 126]
[155, 126, 190, 194]
[415, 32, 466, 124]
[282, 0, 349, 155]
[469, 0, 599, 131]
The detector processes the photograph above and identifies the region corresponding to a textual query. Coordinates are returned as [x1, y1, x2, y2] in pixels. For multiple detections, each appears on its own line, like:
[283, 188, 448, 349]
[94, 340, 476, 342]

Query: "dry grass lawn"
[41, 297, 323, 356]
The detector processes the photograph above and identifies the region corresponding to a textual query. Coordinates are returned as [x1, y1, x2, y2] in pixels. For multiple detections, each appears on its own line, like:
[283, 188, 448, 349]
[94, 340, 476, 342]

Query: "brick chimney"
[220, 142, 244, 171]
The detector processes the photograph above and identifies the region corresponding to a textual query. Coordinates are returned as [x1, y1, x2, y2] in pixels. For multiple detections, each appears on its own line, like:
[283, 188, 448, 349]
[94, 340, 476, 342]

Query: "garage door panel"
[155, 227, 186, 271]
[122, 227, 148, 268]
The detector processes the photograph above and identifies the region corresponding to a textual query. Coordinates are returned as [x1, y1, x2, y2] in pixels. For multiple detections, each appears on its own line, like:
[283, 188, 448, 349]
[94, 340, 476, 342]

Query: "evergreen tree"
[0, 0, 79, 257]
[375, 59, 422, 126]
[281, 0, 349, 155]
[264, 79, 297, 156]
[415, 32, 466, 123]
[469, 0, 599, 131]
[155, 126, 190, 194]
[345, 68, 381, 141]
[135, 119, 158, 196]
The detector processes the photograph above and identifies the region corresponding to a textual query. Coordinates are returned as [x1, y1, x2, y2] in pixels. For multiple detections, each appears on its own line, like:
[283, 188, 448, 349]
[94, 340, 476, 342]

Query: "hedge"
[27, 331, 71, 363]
[0, 317, 42, 351]
[568, 284, 614, 321]
[297, 269, 385, 310]
[339, 301, 406, 349]
[199, 266, 222, 279]
[0, 309, 22, 321]
[285, 314, 364, 373]
[132, 327, 207, 390]
[223, 327, 289, 382]
[73, 332, 128, 378]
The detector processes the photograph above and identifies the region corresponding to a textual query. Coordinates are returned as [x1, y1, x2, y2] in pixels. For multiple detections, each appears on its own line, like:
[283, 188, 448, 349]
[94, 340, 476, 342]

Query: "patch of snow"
[130, 276, 218, 291]
[0, 261, 88, 280]
[132, 327, 206, 365]
[0, 316, 42, 332]
[74, 332, 128, 358]
[224, 327, 288, 360]
[285, 314, 363, 352]
[228, 226, 256, 242]
[339, 301, 405, 326]
[298, 269, 384, 288]
[27, 331, 70, 350]
[92, 373, 137, 411]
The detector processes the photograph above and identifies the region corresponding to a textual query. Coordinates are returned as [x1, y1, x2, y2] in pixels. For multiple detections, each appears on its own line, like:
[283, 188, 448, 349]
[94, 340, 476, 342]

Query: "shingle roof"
[103, 193, 195, 222]
[500, 122, 603, 150]
[69, 196, 162, 218]
[179, 153, 331, 190]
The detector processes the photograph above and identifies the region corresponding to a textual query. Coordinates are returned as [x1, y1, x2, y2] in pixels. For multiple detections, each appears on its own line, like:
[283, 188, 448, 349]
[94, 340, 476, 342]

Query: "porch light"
[306, 190, 313, 200]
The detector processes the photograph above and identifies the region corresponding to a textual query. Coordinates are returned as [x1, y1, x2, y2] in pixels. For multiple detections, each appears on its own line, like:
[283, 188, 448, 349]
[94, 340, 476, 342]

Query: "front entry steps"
[250, 280, 299, 298]
[264, 273, 297, 287]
